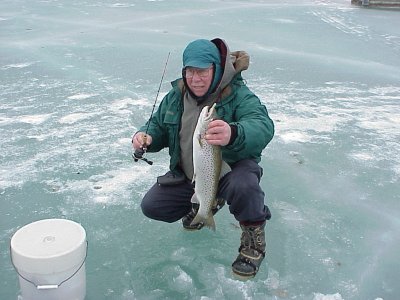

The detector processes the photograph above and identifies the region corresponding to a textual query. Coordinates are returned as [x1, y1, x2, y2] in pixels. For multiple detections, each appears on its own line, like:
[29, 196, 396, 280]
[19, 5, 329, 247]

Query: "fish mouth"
[205, 103, 216, 121]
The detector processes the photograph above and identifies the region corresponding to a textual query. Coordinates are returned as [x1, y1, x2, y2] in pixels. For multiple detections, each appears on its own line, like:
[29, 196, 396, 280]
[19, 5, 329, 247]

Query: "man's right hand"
[132, 132, 153, 150]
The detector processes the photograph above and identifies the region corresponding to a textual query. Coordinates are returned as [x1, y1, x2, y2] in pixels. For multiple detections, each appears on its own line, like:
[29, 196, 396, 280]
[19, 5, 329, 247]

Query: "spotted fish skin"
[191, 103, 231, 231]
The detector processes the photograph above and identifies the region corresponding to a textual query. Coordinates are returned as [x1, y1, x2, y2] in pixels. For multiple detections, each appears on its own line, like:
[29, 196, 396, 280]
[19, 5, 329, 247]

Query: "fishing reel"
[132, 146, 153, 165]
[132, 133, 153, 165]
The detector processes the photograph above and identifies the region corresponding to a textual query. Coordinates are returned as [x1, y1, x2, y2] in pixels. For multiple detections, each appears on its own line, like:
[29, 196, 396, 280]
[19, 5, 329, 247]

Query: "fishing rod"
[132, 52, 171, 165]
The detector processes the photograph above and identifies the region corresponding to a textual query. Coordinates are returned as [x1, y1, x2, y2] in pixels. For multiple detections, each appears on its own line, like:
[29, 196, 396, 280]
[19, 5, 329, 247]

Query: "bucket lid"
[11, 219, 86, 274]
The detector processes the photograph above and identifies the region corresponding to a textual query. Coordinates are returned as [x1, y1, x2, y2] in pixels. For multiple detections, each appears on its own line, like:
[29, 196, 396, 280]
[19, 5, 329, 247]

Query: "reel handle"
[132, 136, 153, 165]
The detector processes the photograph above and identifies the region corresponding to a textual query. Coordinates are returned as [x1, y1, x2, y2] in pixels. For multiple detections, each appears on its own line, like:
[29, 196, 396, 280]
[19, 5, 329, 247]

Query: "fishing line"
[132, 52, 171, 165]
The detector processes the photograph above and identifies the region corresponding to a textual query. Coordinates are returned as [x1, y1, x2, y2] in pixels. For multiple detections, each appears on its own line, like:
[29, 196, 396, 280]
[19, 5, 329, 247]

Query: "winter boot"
[182, 198, 225, 230]
[232, 222, 266, 279]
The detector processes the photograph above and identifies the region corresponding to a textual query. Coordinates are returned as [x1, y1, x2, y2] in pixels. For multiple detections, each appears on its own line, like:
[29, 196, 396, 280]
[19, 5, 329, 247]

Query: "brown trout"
[191, 103, 231, 231]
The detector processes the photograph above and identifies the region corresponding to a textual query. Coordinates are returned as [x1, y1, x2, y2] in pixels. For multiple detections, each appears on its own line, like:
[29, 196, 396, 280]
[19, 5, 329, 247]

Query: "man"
[132, 38, 274, 279]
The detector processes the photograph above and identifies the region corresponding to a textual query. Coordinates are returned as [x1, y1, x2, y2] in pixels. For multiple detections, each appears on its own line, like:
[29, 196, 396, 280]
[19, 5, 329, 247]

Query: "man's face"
[184, 66, 214, 97]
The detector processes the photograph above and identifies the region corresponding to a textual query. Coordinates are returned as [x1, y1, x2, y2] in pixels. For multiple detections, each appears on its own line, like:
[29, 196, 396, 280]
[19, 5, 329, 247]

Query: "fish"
[190, 103, 231, 231]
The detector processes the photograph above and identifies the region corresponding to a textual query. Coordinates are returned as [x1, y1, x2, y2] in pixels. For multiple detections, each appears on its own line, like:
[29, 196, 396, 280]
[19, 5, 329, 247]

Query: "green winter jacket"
[139, 40, 274, 177]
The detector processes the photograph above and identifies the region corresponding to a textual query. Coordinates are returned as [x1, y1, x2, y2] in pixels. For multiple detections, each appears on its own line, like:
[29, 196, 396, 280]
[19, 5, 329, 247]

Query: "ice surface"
[1, 0, 399, 299]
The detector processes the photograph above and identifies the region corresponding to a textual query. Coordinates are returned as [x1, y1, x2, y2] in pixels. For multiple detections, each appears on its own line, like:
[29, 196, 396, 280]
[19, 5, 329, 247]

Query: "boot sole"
[231, 270, 256, 281]
[182, 222, 204, 231]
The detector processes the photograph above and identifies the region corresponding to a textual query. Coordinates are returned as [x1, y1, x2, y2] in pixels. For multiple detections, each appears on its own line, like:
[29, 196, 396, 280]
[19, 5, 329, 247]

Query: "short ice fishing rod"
[132, 52, 170, 165]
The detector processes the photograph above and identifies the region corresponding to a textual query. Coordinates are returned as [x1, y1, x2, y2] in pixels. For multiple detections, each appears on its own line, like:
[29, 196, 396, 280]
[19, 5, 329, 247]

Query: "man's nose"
[192, 71, 202, 80]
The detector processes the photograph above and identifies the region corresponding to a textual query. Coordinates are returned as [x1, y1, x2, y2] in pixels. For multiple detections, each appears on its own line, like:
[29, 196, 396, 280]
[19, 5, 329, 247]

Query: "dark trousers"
[140, 159, 271, 223]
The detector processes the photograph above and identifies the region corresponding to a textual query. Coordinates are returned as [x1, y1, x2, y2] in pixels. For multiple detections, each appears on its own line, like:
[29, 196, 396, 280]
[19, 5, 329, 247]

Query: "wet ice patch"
[313, 293, 343, 300]
[116, 137, 132, 146]
[67, 93, 98, 100]
[280, 131, 312, 143]
[59, 165, 153, 205]
[393, 165, 400, 178]
[349, 152, 374, 161]
[17, 114, 52, 125]
[272, 18, 295, 24]
[358, 115, 399, 135]
[91, 170, 135, 203]
[59, 112, 98, 124]
[0, 116, 14, 126]
[109, 3, 135, 7]
[26, 133, 51, 141]
[1, 62, 35, 70]
[130, 97, 155, 107]
[0, 157, 37, 189]
[109, 97, 149, 114]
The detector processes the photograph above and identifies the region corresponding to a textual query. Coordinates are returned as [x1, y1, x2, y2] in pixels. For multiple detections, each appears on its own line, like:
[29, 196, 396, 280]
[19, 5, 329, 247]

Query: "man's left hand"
[206, 120, 231, 146]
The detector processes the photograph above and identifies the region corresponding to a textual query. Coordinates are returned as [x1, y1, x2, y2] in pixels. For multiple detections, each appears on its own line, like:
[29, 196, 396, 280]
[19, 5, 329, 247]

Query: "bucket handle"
[10, 240, 88, 290]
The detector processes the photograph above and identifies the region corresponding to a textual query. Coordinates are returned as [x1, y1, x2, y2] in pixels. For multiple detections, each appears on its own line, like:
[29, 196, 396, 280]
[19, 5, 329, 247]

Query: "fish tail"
[191, 212, 216, 231]
[205, 213, 216, 231]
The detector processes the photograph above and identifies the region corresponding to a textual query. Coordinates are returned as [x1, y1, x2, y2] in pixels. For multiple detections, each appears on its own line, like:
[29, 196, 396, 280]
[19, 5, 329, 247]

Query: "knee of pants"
[140, 196, 187, 223]
[229, 174, 261, 198]
[225, 176, 265, 215]
[140, 198, 156, 219]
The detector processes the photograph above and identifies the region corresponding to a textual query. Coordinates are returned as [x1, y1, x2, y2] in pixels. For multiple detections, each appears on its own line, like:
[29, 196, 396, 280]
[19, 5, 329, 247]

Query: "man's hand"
[205, 120, 231, 146]
[132, 132, 153, 150]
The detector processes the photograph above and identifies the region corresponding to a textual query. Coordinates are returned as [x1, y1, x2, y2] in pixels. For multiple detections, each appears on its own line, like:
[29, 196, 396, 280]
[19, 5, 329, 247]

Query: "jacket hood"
[182, 39, 222, 102]
[183, 38, 250, 104]
[211, 38, 249, 94]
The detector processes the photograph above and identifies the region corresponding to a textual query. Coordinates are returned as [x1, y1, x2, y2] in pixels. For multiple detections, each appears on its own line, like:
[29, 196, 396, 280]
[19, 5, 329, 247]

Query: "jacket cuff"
[228, 124, 238, 146]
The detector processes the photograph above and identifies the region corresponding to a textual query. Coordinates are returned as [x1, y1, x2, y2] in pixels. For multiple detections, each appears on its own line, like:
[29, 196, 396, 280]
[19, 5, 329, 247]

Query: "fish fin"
[190, 193, 199, 204]
[191, 212, 216, 232]
[191, 173, 196, 184]
[197, 134, 203, 147]
[220, 161, 231, 179]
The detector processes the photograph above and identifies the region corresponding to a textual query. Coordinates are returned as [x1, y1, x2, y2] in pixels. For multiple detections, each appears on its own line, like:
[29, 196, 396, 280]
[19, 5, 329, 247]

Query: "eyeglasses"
[183, 67, 212, 79]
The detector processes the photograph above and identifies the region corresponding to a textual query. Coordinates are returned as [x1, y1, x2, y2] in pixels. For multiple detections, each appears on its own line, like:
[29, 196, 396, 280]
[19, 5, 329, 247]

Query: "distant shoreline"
[351, 0, 400, 8]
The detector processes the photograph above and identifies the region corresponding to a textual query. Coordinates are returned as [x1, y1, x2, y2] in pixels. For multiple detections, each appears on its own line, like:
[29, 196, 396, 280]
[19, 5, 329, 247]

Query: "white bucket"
[10, 219, 87, 300]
